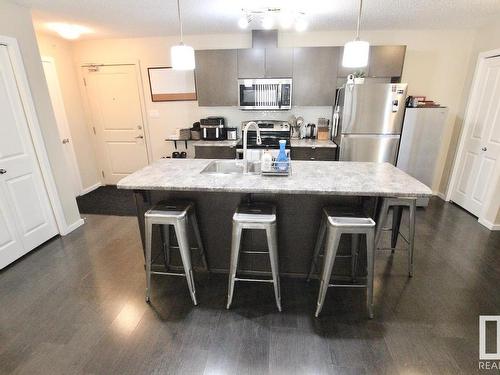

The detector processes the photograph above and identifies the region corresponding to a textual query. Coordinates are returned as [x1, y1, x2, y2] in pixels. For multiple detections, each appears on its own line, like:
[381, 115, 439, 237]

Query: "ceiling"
[14, 0, 500, 40]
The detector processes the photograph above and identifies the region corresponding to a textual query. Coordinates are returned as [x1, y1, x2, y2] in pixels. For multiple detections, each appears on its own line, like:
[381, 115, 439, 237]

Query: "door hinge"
[92, 126, 96, 135]
[101, 170, 105, 178]
[83, 77, 87, 86]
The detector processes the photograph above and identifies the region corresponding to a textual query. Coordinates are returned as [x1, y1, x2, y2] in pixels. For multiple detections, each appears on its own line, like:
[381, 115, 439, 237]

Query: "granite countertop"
[194, 139, 240, 147]
[290, 139, 338, 148]
[118, 159, 432, 197]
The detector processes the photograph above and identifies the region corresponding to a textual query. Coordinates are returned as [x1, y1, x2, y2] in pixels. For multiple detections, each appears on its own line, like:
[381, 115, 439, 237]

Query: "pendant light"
[171, 0, 195, 70]
[342, 0, 369, 68]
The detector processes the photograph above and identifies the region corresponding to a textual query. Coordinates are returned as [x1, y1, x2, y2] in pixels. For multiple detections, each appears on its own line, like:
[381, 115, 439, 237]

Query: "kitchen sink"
[200, 160, 261, 175]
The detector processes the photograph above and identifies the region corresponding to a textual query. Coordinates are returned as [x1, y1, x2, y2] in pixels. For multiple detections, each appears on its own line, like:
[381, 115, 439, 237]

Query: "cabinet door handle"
[0, 169, 6, 174]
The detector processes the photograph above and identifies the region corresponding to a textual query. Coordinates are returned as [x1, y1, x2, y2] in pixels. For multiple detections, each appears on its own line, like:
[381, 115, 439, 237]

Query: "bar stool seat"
[145, 201, 208, 306]
[375, 197, 417, 277]
[227, 202, 281, 311]
[308, 207, 376, 318]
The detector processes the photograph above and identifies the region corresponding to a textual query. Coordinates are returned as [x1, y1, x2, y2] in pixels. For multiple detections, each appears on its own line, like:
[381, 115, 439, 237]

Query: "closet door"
[0, 45, 58, 269]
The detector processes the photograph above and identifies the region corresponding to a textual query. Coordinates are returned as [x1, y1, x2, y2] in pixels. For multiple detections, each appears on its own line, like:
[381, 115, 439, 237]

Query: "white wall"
[71, 29, 475, 195]
[0, 1, 81, 228]
[36, 33, 101, 192]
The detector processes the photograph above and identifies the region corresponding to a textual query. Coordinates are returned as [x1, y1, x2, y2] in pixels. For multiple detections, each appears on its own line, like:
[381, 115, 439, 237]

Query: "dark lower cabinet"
[194, 146, 236, 159]
[291, 147, 337, 161]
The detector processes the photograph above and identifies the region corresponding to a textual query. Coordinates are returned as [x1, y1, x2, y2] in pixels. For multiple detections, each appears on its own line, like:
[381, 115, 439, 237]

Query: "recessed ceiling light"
[46, 23, 91, 40]
[262, 15, 274, 30]
[238, 16, 249, 29]
[294, 18, 308, 32]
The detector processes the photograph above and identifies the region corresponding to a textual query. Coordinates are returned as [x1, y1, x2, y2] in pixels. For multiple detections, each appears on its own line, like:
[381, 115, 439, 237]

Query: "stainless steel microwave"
[238, 78, 292, 110]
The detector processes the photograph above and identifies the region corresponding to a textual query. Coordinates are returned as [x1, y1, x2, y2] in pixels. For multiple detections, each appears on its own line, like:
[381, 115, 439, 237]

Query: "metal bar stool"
[374, 197, 417, 277]
[227, 202, 281, 312]
[145, 201, 208, 305]
[308, 207, 375, 318]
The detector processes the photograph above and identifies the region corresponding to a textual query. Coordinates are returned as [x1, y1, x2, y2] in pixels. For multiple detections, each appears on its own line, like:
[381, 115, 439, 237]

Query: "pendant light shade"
[171, 0, 195, 70]
[342, 40, 369, 68]
[342, 0, 369, 68]
[171, 43, 195, 70]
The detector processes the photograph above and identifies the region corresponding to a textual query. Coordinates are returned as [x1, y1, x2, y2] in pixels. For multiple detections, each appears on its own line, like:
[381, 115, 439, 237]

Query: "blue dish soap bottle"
[275, 140, 289, 172]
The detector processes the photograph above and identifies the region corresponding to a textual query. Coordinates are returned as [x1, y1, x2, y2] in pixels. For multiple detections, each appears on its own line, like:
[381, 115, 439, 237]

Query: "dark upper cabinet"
[368, 46, 406, 78]
[337, 45, 406, 78]
[237, 48, 293, 78]
[292, 47, 339, 106]
[237, 48, 265, 78]
[265, 48, 293, 77]
[195, 49, 238, 106]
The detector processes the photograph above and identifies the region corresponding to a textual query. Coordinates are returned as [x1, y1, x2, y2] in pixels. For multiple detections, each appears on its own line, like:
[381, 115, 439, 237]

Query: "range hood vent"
[252, 30, 278, 48]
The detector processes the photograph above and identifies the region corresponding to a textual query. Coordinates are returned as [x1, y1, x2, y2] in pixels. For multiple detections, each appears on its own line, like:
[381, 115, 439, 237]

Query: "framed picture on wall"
[147, 67, 197, 102]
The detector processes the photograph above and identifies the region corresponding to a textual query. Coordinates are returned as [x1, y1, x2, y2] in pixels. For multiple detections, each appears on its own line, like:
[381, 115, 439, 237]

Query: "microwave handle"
[277, 84, 282, 109]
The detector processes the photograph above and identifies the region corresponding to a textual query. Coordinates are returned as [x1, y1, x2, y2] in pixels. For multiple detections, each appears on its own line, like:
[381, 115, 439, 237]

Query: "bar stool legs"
[227, 203, 281, 312]
[227, 222, 242, 309]
[266, 222, 282, 312]
[315, 228, 341, 317]
[375, 197, 417, 277]
[144, 201, 207, 306]
[145, 216, 153, 303]
[311, 208, 376, 318]
[175, 218, 197, 305]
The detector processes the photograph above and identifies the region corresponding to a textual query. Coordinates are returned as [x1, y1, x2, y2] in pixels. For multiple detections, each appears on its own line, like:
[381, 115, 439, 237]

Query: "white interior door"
[0, 45, 58, 269]
[451, 55, 500, 217]
[42, 57, 82, 197]
[82, 64, 148, 185]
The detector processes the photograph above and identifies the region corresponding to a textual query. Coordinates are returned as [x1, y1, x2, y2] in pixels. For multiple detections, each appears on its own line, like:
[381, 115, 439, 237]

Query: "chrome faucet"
[242, 121, 262, 173]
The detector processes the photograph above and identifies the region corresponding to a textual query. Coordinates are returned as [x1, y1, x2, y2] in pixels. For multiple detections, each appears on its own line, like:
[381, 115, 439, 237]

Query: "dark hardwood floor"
[1, 198, 499, 374]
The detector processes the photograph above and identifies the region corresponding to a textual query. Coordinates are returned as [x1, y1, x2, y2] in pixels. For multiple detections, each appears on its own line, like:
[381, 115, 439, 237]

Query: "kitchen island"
[118, 159, 431, 278]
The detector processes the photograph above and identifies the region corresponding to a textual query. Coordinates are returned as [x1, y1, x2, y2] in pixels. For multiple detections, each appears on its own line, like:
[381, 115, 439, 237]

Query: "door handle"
[135, 135, 144, 139]
[0, 169, 6, 174]
[62, 138, 70, 144]
[481, 147, 487, 151]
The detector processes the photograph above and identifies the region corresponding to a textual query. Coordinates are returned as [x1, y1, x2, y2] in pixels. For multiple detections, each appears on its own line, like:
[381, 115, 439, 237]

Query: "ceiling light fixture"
[171, 0, 195, 70]
[238, 8, 307, 32]
[342, 0, 369, 68]
[238, 16, 250, 29]
[46, 23, 91, 40]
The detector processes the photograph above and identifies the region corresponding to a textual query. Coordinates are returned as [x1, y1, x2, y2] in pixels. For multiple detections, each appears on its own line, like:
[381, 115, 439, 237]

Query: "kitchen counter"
[193, 139, 240, 147]
[118, 159, 431, 197]
[290, 139, 338, 148]
[118, 159, 430, 277]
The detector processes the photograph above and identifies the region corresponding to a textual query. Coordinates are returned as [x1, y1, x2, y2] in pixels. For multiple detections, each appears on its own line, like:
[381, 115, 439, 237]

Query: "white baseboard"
[478, 218, 500, 231]
[79, 182, 102, 196]
[60, 218, 85, 236]
[436, 191, 448, 201]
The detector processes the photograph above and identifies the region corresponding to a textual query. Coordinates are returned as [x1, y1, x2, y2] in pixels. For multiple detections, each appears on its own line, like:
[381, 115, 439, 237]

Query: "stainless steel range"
[236, 120, 291, 160]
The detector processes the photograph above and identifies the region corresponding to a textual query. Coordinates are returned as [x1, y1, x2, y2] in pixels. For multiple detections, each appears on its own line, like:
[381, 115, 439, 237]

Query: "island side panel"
[138, 190, 376, 278]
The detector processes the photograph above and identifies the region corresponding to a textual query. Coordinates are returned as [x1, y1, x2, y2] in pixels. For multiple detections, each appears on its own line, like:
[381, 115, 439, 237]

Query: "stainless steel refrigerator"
[333, 83, 408, 164]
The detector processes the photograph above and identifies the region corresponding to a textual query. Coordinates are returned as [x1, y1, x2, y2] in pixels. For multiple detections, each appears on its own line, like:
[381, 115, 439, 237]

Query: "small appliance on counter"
[169, 128, 191, 140]
[191, 122, 201, 140]
[200, 117, 226, 140]
[226, 127, 238, 140]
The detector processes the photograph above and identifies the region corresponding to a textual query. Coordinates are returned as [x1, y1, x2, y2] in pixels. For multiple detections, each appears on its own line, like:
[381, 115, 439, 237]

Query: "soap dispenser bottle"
[275, 140, 289, 172]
